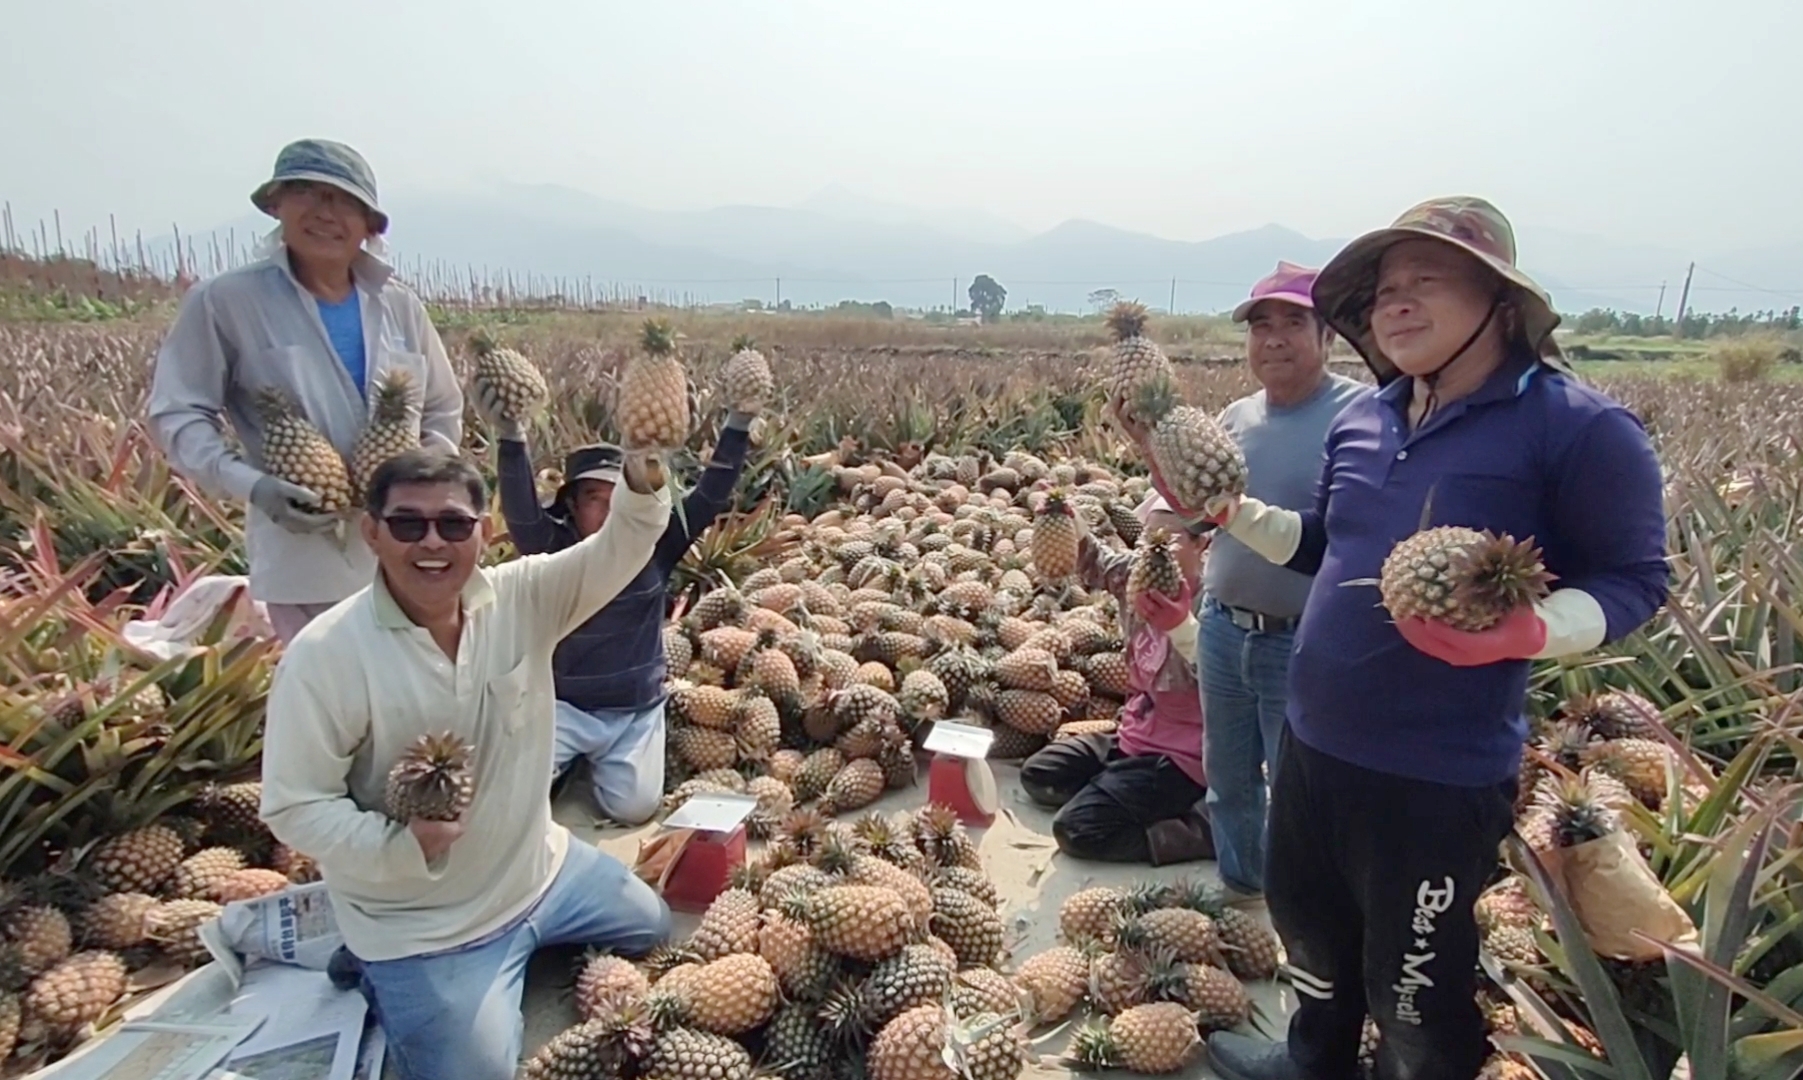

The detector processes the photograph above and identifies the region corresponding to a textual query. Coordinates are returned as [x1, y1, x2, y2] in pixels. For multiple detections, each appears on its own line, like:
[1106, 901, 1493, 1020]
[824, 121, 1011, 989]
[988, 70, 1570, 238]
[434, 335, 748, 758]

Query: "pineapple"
[1067, 1001, 1201, 1074]
[619, 319, 691, 451]
[197, 780, 268, 843]
[1104, 301, 1177, 428]
[575, 953, 650, 1019]
[780, 885, 915, 963]
[1144, 950, 1250, 1030]
[931, 886, 1005, 968]
[897, 669, 949, 723]
[1537, 772, 1622, 847]
[84, 825, 184, 896]
[1583, 737, 1677, 808]
[673, 684, 738, 730]
[687, 953, 778, 1035]
[1060, 888, 1125, 944]
[644, 1025, 755, 1080]
[764, 1002, 835, 1079]
[1378, 525, 1553, 632]
[1165, 879, 1280, 982]
[1116, 907, 1224, 968]
[1031, 490, 1081, 582]
[1087, 948, 1154, 1014]
[1132, 380, 1249, 511]
[671, 723, 738, 772]
[818, 758, 886, 816]
[993, 690, 1063, 736]
[384, 731, 476, 822]
[349, 366, 420, 499]
[519, 1017, 637, 1080]
[995, 648, 1058, 692]
[1013, 945, 1091, 1022]
[19, 950, 126, 1043]
[252, 386, 354, 513]
[932, 866, 998, 908]
[735, 694, 784, 763]
[1106, 499, 1144, 547]
[914, 804, 982, 871]
[468, 328, 549, 428]
[1564, 690, 1662, 741]
[687, 888, 761, 962]
[2, 905, 72, 977]
[722, 335, 774, 412]
[211, 868, 291, 904]
[951, 967, 1025, 1019]
[870, 1004, 1026, 1080]
[0, 992, 17, 1063]
[858, 943, 957, 1028]
[78, 893, 158, 950]
[146, 899, 221, 966]
[1125, 528, 1185, 610]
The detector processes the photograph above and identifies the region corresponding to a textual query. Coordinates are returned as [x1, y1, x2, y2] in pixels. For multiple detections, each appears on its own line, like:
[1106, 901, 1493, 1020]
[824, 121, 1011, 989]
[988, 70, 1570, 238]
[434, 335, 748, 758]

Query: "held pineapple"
[722, 335, 774, 412]
[349, 366, 421, 499]
[1378, 525, 1553, 632]
[252, 386, 353, 513]
[1031, 490, 1081, 582]
[1125, 528, 1185, 610]
[1104, 301, 1177, 428]
[384, 731, 477, 822]
[1133, 380, 1249, 511]
[468, 328, 549, 428]
[618, 319, 691, 451]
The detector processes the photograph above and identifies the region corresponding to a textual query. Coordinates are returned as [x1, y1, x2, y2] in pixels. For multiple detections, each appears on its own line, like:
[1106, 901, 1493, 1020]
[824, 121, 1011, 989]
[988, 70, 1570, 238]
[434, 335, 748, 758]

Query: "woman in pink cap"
[1018, 492, 1216, 866]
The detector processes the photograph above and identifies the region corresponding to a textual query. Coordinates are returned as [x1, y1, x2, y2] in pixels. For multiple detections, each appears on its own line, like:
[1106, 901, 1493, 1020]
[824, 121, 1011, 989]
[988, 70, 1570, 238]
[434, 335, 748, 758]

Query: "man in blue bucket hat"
[149, 139, 463, 643]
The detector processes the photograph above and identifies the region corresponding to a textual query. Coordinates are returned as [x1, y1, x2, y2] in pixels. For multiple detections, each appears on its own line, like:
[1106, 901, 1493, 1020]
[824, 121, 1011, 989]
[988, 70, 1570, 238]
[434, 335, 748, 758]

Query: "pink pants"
[266, 602, 336, 644]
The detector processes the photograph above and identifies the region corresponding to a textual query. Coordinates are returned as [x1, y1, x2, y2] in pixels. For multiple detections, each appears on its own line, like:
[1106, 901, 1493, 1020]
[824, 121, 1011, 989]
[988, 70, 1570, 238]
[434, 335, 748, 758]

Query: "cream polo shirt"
[145, 250, 463, 606]
[258, 482, 672, 962]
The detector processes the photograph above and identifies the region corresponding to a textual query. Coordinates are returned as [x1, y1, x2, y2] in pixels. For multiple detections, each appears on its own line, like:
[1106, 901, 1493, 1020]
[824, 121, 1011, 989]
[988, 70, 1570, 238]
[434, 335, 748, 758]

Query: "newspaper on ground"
[27, 1015, 265, 1080]
[197, 883, 342, 988]
[209, 961, 367, 1080]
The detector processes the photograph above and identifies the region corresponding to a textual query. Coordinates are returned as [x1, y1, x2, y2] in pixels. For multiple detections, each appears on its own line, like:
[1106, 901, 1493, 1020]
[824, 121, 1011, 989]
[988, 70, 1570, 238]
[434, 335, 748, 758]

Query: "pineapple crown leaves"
[1446, 532, 1557, 612]
[1127, 375, 1183, 427]
[729, 333, 758, 354]
[465, 326, 505, 358]
[640, 318, 679, 357]
[1104, 300, 1152, 343]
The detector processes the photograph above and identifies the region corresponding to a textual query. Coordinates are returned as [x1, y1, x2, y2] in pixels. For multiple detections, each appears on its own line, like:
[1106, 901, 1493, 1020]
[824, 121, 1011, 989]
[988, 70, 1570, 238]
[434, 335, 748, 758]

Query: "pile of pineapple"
[525, 806, 1272, 1079]
[1038, 878, 1276, 1074]
[0, 780, 313, 1072]
[649, 448, 1182, 826]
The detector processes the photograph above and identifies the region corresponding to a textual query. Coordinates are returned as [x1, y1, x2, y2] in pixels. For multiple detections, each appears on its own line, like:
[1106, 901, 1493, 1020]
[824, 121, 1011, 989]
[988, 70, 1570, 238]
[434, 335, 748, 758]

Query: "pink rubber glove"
[1135, 581, 1195, 635]
[1394, 607, 1548, 667]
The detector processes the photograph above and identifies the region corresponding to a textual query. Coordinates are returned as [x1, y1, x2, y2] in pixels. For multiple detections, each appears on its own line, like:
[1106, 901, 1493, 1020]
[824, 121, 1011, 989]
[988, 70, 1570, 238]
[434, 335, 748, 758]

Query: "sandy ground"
[522, 758, 1299, 1079]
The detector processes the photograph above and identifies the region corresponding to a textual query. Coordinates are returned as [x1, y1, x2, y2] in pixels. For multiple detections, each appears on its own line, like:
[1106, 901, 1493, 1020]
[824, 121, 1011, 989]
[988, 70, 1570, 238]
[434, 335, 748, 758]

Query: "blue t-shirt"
[317, 291, 366, 396]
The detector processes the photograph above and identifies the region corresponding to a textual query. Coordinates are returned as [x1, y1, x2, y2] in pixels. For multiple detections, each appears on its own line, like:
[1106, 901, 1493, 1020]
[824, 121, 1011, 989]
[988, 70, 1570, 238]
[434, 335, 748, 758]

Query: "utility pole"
[953, 278, 959, 314]
[1654, 281, 1667, 320]
[1169, 277, 1177, 314]
[775, 277, 781, 308]
[1673, 262, 1695, 336]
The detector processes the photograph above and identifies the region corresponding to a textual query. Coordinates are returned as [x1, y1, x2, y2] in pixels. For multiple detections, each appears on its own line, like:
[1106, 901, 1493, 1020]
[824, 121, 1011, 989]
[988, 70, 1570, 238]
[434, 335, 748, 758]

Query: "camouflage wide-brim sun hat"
[1311, 196, 1570, 385]
[249, 138, 389, 234]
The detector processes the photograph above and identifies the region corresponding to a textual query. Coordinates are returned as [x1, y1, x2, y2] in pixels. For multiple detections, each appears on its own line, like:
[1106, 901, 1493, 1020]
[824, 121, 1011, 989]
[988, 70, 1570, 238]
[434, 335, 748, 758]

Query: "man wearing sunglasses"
[260, 444, 676, 1080]
[489, 369, 762, 825]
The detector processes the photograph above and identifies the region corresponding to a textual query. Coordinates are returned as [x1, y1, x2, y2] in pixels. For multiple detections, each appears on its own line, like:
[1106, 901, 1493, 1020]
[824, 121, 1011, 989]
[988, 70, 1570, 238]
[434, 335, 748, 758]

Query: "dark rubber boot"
[1143, 807, 1217, 866]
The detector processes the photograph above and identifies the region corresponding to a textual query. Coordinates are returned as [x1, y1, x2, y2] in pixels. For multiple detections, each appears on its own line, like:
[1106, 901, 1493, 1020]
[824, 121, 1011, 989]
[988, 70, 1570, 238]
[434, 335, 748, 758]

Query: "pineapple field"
[1, 304, 1802, 1080]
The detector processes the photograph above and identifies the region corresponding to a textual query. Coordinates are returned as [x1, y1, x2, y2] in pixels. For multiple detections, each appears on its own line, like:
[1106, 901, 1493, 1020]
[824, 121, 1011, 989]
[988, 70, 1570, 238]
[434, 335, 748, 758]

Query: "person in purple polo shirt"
[1131, 197, 1670, 1080]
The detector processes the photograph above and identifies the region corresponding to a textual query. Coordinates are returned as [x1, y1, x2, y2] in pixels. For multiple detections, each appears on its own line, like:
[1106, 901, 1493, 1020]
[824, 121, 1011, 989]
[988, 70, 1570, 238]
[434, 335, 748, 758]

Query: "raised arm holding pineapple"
[259, 359, 682, 1080]
[486, 323, 767, 827]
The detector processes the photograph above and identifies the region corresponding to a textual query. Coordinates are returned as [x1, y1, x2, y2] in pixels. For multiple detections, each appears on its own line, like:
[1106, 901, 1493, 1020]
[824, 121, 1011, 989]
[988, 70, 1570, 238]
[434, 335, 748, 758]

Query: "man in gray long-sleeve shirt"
[146, 139, 462, 642]
[1200, 261, 1368, 901]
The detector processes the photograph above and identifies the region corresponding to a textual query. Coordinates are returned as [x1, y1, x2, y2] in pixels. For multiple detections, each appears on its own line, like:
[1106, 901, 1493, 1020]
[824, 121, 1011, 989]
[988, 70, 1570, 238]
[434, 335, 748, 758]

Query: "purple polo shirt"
[1281, 350, 1670, 787]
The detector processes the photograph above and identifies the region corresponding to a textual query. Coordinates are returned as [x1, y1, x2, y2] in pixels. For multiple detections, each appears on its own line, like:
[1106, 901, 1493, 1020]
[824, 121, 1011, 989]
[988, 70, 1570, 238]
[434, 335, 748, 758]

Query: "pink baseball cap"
[1231, 260, 1320, 323]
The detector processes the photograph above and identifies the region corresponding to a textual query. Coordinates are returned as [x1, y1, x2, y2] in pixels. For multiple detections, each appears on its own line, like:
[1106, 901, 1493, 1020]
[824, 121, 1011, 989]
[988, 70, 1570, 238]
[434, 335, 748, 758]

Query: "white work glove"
[250, 475, 340, 535]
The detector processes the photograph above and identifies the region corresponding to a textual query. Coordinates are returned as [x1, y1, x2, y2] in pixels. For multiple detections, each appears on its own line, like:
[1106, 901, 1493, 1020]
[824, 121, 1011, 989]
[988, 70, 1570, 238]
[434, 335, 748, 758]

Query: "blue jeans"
[1199, 597, 1295, 895]
[351, 839, 671, 1080]
[552, 700, 667, 825]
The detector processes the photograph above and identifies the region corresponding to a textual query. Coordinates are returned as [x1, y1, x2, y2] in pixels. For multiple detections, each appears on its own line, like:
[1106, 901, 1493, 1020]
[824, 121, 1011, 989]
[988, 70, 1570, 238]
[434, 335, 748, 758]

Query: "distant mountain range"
[162, 182, 1802, 316]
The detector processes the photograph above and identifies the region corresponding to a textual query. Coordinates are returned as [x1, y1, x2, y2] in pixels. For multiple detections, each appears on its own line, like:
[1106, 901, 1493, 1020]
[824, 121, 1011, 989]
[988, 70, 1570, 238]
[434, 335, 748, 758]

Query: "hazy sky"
[3, 0, 1798, 255]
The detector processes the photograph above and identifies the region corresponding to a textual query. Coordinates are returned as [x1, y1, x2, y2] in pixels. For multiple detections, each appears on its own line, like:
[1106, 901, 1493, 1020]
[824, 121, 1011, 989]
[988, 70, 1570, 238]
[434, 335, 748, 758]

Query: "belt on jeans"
[1208, 598, 1298, 634]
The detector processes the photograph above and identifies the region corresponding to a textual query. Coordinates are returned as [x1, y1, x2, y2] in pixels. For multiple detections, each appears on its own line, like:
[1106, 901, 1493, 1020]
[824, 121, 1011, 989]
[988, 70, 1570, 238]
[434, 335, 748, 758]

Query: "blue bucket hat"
[250, 139, 389, 234]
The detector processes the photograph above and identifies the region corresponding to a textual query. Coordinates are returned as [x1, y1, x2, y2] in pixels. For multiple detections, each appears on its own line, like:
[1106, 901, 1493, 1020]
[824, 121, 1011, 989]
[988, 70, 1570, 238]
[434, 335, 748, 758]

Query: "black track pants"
[1020, 733, 1209, 864]
[1266, 728, 1515, 1080]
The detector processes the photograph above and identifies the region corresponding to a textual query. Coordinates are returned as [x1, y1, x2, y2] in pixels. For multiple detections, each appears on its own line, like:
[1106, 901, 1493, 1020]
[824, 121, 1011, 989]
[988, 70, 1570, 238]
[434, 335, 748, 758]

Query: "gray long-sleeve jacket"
[145, 250, 462, 605]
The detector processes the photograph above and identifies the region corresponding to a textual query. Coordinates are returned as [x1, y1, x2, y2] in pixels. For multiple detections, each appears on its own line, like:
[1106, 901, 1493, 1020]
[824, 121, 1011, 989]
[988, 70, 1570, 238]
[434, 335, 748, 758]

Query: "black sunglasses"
[380, 513, 479, 543]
